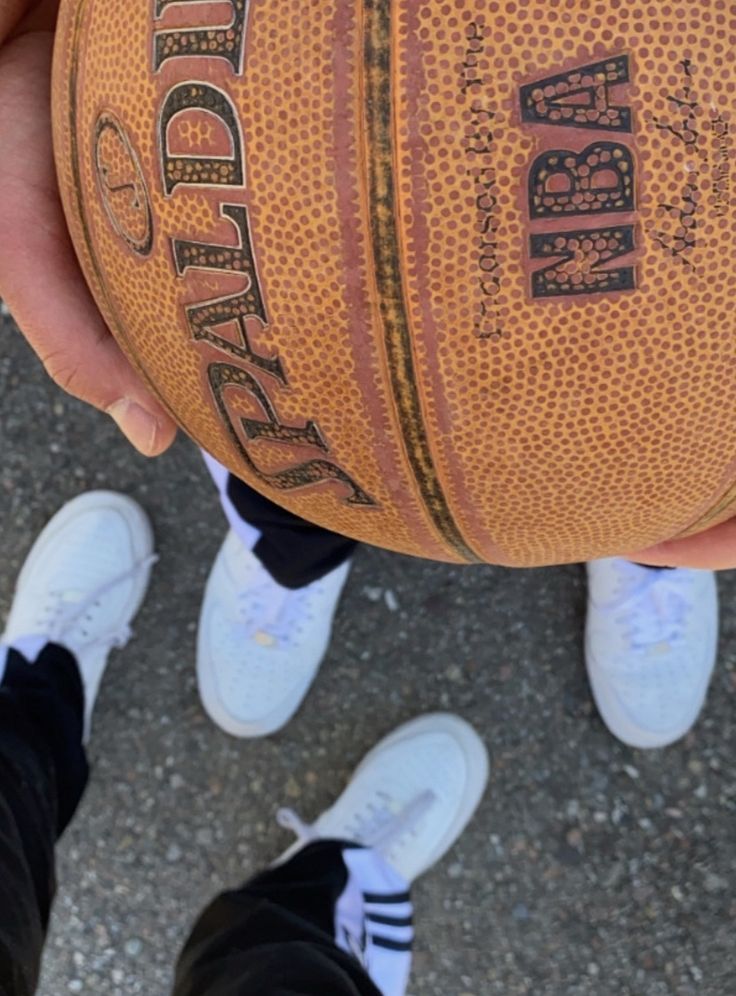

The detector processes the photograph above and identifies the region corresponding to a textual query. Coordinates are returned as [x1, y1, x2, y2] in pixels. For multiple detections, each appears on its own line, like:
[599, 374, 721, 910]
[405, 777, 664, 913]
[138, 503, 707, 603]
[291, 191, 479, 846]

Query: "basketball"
[51, 1, 736, 566]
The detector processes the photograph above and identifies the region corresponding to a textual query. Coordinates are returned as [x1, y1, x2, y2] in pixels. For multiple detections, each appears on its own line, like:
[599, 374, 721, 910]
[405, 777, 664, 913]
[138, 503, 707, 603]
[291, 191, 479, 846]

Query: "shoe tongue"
[616, 560, 649, 585]
[613, 562, 663, 603]
[243, 577, 292, 643]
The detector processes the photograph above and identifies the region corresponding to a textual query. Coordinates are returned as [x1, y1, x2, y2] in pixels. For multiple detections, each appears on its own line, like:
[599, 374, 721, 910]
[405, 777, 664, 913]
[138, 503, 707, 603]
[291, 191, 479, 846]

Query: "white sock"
[335, 846, 413, 996]
[201, 451, 262, 552]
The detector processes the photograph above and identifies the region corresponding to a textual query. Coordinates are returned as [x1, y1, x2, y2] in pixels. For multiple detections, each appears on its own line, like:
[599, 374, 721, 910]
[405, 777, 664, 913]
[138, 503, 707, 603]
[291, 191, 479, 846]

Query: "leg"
[174, 843, 384, 996]
[203, 452, 356, 589]
[0, 642, 87, 996]
[585, 558, 718, 747]
[0, 492, 155, 994]
[175, 714, 489, 996]
[198, 455, 357, 738]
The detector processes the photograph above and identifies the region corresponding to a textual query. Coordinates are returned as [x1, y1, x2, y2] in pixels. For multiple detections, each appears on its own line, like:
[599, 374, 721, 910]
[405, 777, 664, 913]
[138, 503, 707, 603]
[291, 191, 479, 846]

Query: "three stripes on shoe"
[335, 847, 414, 996]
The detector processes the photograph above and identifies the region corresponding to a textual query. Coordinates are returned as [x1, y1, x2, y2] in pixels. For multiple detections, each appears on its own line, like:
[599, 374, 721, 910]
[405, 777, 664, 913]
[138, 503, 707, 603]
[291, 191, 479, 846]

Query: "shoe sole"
[3, 490, 155, 645]
[316, 712, 490, 882]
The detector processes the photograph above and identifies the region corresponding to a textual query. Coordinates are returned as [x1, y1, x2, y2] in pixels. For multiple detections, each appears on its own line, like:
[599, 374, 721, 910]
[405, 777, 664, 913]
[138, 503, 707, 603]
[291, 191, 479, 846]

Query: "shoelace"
[608, 562, 693, 651]
[237, 569, 317, 647]
[277, 788, 436, 854]
[44, 554, 158, 652]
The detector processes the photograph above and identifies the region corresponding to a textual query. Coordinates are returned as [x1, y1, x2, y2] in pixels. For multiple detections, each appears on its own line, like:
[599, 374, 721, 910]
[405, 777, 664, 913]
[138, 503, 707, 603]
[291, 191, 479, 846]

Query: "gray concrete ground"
[2, 312, 736, 996]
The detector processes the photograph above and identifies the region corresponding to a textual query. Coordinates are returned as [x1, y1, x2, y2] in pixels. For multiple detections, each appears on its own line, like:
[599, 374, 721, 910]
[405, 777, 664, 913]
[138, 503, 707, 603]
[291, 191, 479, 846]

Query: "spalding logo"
[94, 112, 154, 257]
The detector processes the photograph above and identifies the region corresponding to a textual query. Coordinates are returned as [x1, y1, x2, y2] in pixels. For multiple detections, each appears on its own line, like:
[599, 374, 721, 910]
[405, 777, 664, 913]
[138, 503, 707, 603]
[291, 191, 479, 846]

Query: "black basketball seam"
[363, 0, 483, 564]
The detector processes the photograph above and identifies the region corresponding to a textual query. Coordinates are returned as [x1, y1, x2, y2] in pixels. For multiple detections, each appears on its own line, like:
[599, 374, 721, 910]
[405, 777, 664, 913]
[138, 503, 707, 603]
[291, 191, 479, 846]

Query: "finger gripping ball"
[52, 1, 736, 566]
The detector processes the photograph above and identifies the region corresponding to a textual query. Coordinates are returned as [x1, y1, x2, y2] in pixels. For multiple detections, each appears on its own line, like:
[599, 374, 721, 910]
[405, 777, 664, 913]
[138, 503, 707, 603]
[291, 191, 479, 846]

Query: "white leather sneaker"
[277, 713, 490, 882]
[197, 530, 351, 737]
[1, 492, 155, 741]
[274, 713, 489, 996]
[585, 558, 718, 749]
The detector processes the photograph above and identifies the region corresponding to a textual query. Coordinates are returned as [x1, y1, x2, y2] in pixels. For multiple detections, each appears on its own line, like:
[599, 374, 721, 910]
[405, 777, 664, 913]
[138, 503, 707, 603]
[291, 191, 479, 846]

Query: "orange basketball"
[52, 1, 736, 566]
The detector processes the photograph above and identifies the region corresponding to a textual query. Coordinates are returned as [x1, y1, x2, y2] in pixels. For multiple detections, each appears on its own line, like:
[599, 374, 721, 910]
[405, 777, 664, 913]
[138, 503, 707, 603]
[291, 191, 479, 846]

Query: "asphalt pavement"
[2, 310, 736, 996]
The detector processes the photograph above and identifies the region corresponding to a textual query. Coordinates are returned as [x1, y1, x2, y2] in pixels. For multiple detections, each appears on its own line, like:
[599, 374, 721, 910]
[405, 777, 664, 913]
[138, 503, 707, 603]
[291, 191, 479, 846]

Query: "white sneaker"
[276, 714, 489, 996]
[197, 530, 351, 737]
[1, 492, 155, 741]
[585, 558, 718, 749]
[277, 713, 490, 882]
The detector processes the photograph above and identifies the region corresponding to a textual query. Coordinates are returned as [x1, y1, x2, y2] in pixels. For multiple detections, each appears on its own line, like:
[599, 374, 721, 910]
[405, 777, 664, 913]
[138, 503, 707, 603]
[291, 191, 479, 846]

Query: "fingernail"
[107, 398, 160, 456]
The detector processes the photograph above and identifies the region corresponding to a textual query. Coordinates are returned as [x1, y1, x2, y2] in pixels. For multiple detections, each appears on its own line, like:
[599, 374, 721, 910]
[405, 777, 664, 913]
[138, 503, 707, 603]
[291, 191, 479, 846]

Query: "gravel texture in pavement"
[2, 314, 736, 996]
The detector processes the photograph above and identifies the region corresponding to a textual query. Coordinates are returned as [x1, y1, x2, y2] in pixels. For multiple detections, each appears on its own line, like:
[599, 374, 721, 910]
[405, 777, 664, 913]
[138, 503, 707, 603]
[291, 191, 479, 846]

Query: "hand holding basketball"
[3, 0, 736, 567]
[630, 520, 736, 571]
[0, 0, 176, 456]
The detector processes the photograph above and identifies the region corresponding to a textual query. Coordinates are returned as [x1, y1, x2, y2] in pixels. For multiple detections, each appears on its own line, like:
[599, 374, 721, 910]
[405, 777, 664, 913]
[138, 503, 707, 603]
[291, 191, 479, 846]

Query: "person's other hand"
[0, 0, 176, 455]
[628, 517, 736, 571]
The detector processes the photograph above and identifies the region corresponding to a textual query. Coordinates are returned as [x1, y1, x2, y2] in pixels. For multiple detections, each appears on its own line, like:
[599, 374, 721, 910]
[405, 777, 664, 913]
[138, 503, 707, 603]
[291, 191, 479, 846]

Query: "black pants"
[222, 469, 669, 585]
[220, 470, 357, 590]
[0, 643, 382, 996]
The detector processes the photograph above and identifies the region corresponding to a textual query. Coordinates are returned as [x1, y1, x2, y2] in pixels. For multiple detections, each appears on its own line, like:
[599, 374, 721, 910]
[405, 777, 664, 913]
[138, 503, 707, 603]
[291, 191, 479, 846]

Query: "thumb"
[0, 29, 177, 456]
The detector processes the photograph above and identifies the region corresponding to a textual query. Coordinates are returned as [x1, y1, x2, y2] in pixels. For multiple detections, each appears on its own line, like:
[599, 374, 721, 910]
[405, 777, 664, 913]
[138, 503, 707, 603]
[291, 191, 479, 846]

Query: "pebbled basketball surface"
[52, 1, 736, 566]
